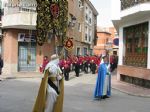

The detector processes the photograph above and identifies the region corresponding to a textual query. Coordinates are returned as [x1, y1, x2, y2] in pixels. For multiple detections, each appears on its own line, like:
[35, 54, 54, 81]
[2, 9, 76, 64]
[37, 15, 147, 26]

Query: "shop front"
[2, 29, 54, 75]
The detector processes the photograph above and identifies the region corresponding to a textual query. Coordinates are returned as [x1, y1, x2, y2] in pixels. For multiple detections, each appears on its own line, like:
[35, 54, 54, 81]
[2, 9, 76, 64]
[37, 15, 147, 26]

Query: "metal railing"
[121, 0, 150, 10]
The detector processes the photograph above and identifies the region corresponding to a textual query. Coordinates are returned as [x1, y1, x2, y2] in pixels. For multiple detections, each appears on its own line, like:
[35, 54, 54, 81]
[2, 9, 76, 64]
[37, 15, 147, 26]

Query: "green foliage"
[36, 0, 68, 46]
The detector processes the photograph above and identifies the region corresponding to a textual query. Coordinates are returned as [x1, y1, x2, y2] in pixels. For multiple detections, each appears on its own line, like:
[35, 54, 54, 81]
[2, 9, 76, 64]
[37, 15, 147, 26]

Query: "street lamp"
[68, 15, 77, 28]
[63, 14, 76, 57]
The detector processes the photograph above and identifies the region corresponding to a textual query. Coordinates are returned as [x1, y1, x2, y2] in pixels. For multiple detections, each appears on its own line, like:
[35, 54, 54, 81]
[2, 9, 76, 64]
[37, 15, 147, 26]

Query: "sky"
[90, 0, 113, 27]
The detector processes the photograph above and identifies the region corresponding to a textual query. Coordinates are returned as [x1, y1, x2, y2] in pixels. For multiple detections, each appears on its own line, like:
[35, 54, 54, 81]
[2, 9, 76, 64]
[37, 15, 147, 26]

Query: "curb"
[112, 86, 150, 98]
[0, 76, 42, 81]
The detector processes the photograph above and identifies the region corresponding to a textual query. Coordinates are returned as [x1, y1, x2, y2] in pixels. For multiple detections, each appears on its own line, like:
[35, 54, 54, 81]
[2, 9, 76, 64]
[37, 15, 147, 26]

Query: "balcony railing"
[123, 54, 147, 68]
[121, 0, 150, 10]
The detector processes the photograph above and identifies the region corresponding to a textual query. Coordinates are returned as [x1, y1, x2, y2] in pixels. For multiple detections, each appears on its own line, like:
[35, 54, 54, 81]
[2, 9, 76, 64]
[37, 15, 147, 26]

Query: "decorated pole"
[36, 0, 68, 57]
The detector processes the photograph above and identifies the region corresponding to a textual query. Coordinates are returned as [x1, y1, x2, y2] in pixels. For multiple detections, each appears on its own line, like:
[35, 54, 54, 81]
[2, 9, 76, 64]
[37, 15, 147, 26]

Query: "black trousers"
[84, 63, 88, 73]
[75, 64, 80, 77]
[64, 68, 70, 81]
[91, 63, 96, 74]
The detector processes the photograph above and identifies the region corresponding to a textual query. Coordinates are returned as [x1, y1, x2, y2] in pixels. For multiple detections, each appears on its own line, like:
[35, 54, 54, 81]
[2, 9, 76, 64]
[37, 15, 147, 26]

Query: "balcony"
[112, 0, 150, 31]
[2, 7, 37, 29]
[121, 0, 150, 10]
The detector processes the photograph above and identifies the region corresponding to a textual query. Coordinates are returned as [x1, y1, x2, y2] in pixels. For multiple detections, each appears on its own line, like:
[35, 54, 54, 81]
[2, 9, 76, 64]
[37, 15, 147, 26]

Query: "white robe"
[44, 58, 62, 112]
[45, 85, 58, 112]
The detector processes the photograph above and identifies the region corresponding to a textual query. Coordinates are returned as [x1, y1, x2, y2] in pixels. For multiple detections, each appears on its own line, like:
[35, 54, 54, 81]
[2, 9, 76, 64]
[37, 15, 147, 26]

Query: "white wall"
[2, 12, 37, 29]
[118, 27, 123, 66]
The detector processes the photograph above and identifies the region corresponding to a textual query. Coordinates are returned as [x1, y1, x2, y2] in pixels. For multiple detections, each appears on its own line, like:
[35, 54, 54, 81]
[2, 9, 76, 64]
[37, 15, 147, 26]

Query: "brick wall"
[94, 32, 111, 55]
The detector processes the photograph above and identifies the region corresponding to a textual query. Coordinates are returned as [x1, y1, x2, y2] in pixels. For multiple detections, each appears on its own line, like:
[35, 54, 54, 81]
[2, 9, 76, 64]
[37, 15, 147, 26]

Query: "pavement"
[111, 74, 150, 98]
[0, 69, 150, 97]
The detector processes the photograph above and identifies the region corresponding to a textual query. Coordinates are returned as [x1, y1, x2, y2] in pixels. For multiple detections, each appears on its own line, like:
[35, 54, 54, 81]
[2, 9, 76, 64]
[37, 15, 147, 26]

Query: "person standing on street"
[74, 56, 80, 77]
[40, 56, 49, 73]
[94, 55, 111, 100]
[63, 59, 70, 81]
[0, 54, 3, 81]
[33, 54, 64, 112]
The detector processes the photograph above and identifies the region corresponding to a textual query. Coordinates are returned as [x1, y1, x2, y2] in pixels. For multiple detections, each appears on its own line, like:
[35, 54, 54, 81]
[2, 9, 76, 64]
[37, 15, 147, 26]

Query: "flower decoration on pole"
[50, 3, 60, 19]
[64, 38, 74, 51]
[36, 0, 68, 46]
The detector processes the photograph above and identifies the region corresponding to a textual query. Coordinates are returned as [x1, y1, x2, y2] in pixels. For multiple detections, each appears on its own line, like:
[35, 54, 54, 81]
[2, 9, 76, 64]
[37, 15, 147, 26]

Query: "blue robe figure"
[94, 62, 111, 99]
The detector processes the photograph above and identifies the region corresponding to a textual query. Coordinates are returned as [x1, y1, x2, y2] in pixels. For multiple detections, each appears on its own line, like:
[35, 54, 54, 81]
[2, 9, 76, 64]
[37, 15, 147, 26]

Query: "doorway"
[18, 42, 36, 71]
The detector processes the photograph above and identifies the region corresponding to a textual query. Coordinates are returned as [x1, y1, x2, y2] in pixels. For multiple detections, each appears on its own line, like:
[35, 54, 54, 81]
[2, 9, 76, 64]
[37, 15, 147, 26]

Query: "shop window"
[123, 22, 148, 68]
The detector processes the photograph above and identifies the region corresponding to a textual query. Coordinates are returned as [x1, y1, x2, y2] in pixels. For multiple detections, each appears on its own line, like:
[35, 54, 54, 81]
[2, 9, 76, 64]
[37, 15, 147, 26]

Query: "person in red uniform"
[40, 56, 49, 73]
[83, 55, 87, 73]
[74, 56, 80, 77]
[63, 58, 70, 81]
[59, 58, 65, 74]
[79, 56, 83, 72]
[90, 56, 97, 74]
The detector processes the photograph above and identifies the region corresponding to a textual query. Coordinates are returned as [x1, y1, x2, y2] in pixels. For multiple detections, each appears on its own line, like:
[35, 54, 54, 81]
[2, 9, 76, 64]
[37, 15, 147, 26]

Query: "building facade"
[82, 0, 98, 55]
[1, 0, 98, 75]
[68, 0, 98, 56]
[94, 27, 118, 56]
[112, 0, 150, 88]
[94, 31, 111, 56]
[1, 0, 56, 75]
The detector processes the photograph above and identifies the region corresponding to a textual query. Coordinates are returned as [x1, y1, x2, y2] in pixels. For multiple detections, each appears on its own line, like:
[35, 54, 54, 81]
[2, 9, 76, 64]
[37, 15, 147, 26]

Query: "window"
[83, 47, 88, 55]
[76, 47, 80, 56]
[85, 26, 88, 32]
[78, 23, 81, 32]
[85, 13, 88, 21]
[85, 26, 88, 41]
[86, 6, 88, 10]
[89, 29, 92, 42]
[89, 49, 93, 55]
[124, 22, 148, 54]
[89, 18, 92, 24]
[78, 0, 83, 8]
[88, 10, 92, 24]
[123, 22, 148, 67]
[89, 35, 91, 42]
[85, 33, 88, 41]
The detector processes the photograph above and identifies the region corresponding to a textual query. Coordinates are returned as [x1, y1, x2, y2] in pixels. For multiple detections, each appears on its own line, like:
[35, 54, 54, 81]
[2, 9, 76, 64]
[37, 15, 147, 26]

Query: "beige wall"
[36, 41, 55, 65]
[2, 29, 55, 75]
[68, 0, 84, 55]
[3, 29, 18, 75]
